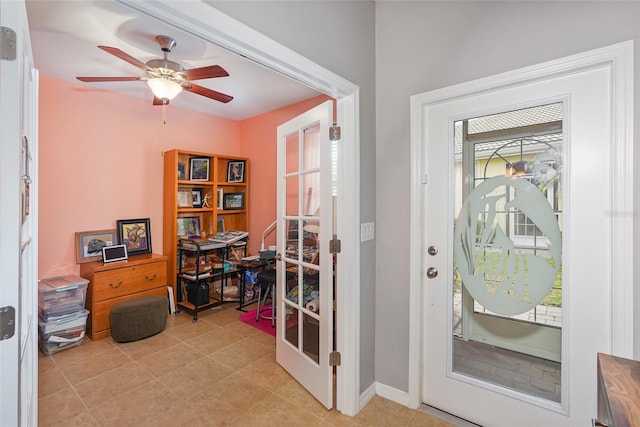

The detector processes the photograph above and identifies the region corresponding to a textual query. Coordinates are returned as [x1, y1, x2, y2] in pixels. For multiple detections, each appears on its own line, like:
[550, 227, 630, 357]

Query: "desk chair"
[255, 269, 295, 327]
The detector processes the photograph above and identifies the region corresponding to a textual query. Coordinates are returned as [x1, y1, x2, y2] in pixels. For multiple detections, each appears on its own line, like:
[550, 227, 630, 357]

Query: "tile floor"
[38, 304, 460, 426]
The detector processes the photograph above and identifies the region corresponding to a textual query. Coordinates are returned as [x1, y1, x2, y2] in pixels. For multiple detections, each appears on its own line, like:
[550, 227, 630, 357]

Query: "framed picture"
[192, 188, 203, 208]
[223, 192, 245, 210]
[217, 188, 224, 210]
[177, 216, 201, 239]
[227, 161, 245, 182]
[177, 189, 192, 208]
[102, 244, 128, 264]
[75, 229, 117, 263]
[116, 218, 152, 255]
[190, 157, 210, 181]
[177, 162, 186, 180]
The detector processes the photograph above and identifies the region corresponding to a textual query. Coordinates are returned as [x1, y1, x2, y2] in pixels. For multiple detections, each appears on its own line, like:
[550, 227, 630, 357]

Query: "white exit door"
[412, 42, 633, 426]
[0, 1, 39, 425]
[275, 100, 334, 408]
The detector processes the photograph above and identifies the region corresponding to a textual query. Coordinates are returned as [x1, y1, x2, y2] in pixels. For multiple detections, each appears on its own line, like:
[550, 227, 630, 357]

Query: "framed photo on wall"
[75, 229, 117, 263]
[227, 161, 245, 182]
[223, 192, 245, 210]
[190, 157, 210, 181]
[116, 218, 152, 255]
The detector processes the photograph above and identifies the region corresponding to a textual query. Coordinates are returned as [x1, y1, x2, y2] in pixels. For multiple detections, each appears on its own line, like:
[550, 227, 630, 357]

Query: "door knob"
[427, 267, 438, 279]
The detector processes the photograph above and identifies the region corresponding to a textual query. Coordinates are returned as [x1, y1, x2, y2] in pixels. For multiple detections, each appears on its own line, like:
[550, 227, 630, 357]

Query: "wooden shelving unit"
[163, 149, 249, 305]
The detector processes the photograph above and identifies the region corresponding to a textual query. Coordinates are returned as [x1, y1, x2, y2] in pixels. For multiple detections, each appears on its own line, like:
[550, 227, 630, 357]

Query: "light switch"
[360, 222, 375, 242]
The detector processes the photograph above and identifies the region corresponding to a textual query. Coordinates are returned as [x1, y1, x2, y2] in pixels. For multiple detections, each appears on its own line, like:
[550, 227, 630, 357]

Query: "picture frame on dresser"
[75, 229, 117, 264]
[116, 218, 152, 255]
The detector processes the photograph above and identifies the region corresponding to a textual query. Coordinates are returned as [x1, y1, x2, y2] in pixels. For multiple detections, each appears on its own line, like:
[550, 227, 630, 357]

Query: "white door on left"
[0, 1, 39, 425]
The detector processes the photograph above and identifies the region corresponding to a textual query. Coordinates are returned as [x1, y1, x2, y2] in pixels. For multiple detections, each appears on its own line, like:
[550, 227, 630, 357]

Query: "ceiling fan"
[76, 35, 233, 105]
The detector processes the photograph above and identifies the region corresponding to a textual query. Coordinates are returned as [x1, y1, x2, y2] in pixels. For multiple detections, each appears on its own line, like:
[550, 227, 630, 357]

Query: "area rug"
[239, 305, 276, 337]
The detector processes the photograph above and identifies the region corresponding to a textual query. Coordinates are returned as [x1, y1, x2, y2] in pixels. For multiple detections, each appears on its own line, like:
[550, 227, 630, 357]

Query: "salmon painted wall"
[238, 95, 333, 255]
[38, 76, 330, 278]
[38, 76, 241, 278]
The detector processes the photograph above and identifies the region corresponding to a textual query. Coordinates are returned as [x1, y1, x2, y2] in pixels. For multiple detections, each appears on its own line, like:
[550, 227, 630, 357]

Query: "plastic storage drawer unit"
[38, 309, 89, 355]
[38, 275, 88, 320]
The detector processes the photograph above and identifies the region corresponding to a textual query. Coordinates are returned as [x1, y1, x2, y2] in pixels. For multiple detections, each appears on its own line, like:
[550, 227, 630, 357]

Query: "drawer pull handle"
[145, 273, 157, 281]
[109, 281, 123, 289]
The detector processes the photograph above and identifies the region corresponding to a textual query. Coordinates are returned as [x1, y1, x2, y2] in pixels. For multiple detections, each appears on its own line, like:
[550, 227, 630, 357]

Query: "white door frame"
[407, 41, 634, 408]
[116, 0, 361, 415]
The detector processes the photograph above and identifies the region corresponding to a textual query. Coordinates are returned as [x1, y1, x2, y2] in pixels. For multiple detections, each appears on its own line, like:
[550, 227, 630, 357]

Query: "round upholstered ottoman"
[109, 295, 167, 343]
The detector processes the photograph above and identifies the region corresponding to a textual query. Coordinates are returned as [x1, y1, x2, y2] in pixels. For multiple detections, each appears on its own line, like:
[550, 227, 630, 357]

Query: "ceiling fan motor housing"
[155, 35, 176, 52]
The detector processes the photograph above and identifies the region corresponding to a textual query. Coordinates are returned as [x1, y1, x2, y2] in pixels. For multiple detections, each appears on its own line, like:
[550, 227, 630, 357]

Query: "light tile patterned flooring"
[38, 304, 459, 426]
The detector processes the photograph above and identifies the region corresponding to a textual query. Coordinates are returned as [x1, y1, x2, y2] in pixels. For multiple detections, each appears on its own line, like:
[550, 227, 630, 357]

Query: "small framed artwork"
[177, 189, 192, 208]
[223, 192, 245, 210]
[227, 161, 245, 182]
[116, 218, 152, 255]
[75, 229, 117, 263]
[177, 162, 186, 180]
[177, 216, 201, 239]
[190, 157, 210, 181]
[192, 188, 203, 208]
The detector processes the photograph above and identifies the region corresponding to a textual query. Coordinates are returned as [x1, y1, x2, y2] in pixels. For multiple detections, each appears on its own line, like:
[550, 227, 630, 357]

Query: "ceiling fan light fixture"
[147, 77, 182, 100]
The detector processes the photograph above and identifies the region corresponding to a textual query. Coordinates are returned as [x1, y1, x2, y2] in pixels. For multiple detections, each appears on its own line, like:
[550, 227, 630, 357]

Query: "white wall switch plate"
[361, 222, 375, 242]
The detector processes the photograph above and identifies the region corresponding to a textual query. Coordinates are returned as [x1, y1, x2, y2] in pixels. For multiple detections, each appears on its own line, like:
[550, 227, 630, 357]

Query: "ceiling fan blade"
[76, 76, 142, 82]
[182, 65, 229, 81]
[98, 46, 150, 72]
[184, 82, 233, 103]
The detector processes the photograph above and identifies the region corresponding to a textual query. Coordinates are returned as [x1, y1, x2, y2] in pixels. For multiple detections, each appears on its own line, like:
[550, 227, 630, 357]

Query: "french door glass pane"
[281, 122, 321, 366]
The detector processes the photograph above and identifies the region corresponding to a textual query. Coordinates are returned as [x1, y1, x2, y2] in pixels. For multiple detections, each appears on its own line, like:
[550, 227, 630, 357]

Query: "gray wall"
[209, 1, 378, 393]
[375, 1, 640, 392]
[211, 0, 640, 402]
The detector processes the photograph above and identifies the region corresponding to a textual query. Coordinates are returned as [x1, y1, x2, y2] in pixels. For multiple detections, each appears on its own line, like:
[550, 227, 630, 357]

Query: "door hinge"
[0, 306, 16, 340]
[329, 237, 341, 254]
[329, 351, 341, 366]
[0, 27, 17, 61]
[330, 123, 341, 141]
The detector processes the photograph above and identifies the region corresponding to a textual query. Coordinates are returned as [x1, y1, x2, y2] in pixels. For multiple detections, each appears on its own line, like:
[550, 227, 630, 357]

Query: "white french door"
[275, 100, 334, 408]
[411, 43, 633, 426]
[0, 1, 39, 425]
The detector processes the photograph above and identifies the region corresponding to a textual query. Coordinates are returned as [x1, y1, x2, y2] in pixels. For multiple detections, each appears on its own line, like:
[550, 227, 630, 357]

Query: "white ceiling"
[25, 0, 322, 121]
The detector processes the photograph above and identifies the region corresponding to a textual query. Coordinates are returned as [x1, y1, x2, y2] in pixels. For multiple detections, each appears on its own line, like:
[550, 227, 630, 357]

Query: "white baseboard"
[375, 382, 412, 407]
[359, 382, 376, 410]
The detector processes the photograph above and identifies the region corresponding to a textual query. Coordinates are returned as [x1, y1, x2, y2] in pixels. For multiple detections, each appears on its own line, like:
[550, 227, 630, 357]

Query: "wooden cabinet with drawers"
[80, 253, 168, 340]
